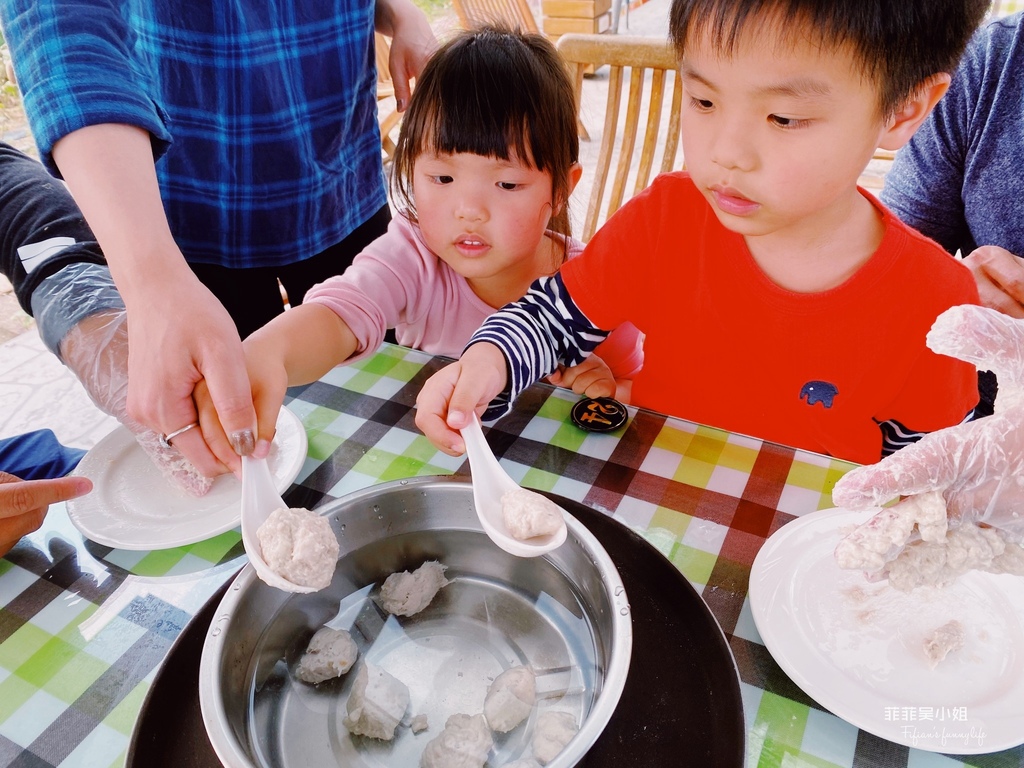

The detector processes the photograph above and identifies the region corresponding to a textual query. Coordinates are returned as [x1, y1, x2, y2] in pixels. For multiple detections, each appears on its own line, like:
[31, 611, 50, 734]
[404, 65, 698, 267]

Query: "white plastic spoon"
[240, 455, 317, 593]
[460, 415, 568, 557]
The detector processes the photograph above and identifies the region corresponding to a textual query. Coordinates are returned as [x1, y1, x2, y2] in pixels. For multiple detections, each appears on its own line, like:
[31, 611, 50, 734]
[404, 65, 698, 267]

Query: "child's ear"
[554, 163, 585, 215]
[878, 73, 951, 151]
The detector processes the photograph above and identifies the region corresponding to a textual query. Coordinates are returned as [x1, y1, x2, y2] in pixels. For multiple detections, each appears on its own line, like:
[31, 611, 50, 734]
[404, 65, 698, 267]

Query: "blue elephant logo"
[800, 381, 839, 408]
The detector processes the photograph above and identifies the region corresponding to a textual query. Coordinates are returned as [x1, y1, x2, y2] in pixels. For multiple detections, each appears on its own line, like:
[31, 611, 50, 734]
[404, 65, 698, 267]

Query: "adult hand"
[60, 309, 216, 495]
[833, 305, 1024, 575]
[52, 124, 258, 477]
[414, 342, 508, 456]
[0, 471, 92, 557]
[122, 269, 257, 476]
[962, 245, 1024, 318]
[375, 0, 437, 110]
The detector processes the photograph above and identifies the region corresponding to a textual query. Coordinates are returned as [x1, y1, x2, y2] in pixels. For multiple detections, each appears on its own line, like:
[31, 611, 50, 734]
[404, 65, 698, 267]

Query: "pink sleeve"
[304, 216, 434, 364]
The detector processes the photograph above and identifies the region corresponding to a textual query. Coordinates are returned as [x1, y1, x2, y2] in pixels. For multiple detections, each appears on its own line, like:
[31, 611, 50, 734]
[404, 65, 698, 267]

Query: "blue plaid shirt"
[0, 0, 386, 269]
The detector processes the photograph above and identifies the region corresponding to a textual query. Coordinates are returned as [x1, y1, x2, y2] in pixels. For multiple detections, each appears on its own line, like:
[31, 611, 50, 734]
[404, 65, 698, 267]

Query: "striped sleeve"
[878, 409, 977, 457]
[468, 273, 610, 420]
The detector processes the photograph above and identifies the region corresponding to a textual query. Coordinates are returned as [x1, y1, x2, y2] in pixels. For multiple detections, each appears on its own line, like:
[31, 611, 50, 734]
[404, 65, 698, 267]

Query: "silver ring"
[159, 422, 200, 449]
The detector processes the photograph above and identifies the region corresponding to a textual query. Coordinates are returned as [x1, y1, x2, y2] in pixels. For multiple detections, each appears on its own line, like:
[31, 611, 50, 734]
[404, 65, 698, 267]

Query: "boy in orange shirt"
[415, 0, 988, 465]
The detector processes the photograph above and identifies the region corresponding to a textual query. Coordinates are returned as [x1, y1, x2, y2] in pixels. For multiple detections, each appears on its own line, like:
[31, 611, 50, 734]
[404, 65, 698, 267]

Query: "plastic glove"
[832, 304, 1024, 586]
[58, 309, 214, 496]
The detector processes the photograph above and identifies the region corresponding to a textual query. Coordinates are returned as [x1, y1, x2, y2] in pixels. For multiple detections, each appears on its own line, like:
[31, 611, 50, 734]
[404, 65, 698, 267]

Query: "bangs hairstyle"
[390, 26, 579, 236]
[668, 0, 990, 118]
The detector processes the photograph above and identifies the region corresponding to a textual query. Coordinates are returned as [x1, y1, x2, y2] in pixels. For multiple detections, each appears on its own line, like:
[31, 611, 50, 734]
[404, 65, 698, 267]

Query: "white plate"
[67, 407, 307, 550]
[749, 507, 1024, 755]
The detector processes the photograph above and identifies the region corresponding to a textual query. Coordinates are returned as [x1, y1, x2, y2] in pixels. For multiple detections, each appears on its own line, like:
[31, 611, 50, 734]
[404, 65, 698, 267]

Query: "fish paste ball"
[380, 560, 449, 616]
[532, 711, 578, 764]
[295, 627, 358, 684]
[501, 489, 563, 540]
[420, 713, 493, 768]
[342, 663, 410, 741]
[484, 666, 536, 732]
[257, 506, 339, 590]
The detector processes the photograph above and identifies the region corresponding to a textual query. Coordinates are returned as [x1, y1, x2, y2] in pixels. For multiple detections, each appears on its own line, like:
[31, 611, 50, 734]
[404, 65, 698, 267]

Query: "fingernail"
[252, 439, 271, 460]
[230, 430, 256, 456]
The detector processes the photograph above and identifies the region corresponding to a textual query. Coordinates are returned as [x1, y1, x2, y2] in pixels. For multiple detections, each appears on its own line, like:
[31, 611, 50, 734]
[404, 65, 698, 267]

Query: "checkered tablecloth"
[0, 344, 1020, 767]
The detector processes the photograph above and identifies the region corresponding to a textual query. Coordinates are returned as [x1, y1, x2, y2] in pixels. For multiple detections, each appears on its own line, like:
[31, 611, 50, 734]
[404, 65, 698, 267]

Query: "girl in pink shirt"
[202, 26, 643, 455]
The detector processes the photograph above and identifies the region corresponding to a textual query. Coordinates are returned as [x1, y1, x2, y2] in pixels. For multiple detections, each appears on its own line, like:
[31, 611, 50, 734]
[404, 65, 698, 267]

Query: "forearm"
[470, 274, 610, 418]
[51, 124, 187, 308]
[246, 303, 360, 386]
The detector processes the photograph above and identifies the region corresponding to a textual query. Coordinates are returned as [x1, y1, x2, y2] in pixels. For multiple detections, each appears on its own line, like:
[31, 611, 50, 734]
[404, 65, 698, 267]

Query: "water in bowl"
[242, 529, 603, 767]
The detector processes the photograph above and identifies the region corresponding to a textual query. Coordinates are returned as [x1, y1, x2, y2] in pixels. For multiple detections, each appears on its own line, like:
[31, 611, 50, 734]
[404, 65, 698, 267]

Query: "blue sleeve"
[0, 0, 171, 174]
[467, 273, 610, 420]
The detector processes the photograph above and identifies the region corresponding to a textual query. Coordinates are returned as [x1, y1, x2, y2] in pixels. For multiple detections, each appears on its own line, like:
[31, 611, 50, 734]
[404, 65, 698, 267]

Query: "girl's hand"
[415, 343, 508, 456]
[546, 354, 618, 399]
[193, 338, 287, 476]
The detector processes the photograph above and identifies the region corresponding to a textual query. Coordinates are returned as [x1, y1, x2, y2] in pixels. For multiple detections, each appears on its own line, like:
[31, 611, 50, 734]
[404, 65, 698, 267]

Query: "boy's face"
[679, 19, 891, 240]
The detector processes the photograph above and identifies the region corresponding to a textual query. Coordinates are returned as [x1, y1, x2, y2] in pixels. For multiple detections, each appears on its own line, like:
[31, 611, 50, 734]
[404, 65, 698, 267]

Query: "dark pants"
[190, 205, 391, 340]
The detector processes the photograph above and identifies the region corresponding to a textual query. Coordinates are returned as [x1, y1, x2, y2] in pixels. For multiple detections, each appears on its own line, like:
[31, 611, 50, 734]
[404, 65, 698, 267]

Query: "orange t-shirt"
[560, 173, 979, 464]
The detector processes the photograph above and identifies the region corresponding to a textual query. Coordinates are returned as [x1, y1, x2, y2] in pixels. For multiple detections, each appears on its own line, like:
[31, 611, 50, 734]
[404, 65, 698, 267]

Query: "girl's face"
[412, 150, 566, 305]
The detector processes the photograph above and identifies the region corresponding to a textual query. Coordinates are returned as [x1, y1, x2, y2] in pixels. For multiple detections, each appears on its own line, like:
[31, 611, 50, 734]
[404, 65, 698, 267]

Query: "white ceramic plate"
[749, 507, 1024, 755]
[67, 407, 307, 550]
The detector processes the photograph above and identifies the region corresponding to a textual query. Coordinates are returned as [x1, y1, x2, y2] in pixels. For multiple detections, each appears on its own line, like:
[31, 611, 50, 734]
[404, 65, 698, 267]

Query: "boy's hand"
[546, 354, 618, 399]
[963, 245, 1024, 318]
[415, 343, 508, 455]
[0, 472, 92, 557]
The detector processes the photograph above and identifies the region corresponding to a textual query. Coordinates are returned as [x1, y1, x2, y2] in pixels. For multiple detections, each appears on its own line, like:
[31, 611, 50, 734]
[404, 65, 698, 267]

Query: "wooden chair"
[557, 34, 684, 241]
[375, 33, 403, 162]
[451, 0, 540, 32]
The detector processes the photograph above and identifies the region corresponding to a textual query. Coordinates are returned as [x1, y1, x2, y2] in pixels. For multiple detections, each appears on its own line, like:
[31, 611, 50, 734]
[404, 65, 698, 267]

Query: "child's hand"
[546, 354, 617, 399]
[193, 338, 288, 476]
[415, 343, 508, 456]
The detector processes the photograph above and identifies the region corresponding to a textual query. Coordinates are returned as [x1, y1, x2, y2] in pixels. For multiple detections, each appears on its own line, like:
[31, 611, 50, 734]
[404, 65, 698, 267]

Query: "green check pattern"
[0, 343, 1020, 767]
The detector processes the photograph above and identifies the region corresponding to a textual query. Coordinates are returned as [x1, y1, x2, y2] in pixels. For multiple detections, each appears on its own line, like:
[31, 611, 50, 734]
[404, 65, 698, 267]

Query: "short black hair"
[391, 25, 579, 237]
[668, 0, 990, 117]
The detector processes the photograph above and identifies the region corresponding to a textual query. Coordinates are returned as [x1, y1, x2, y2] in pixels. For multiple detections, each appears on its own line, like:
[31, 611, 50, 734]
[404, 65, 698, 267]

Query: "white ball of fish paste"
[410, 713, 430, 733]
[501, 489, 563, 540]
[532, 711, 578, 765]
[379, 560, 449, 616]
[483, 666, 536, 732]
[257, 506, 339, 590]
[295, 627, 358, 684]
[342, 662, 410, 741]
[420, 713, 493, 768]
[923, 619, 965, 668]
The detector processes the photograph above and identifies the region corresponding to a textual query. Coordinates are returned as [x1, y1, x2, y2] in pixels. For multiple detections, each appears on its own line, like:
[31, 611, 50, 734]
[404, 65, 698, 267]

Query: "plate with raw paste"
[68, 406, 307, 550]
[749, 507, 1024, 754]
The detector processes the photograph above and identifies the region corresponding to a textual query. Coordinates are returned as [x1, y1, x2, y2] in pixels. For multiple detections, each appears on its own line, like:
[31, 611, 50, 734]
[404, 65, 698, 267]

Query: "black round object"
[127, 496, 745, 767]
[570, 397, 629, 433]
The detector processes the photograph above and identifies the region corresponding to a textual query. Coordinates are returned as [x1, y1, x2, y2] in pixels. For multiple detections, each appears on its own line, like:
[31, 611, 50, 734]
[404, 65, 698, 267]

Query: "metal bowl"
[199, 475, 632, 767]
